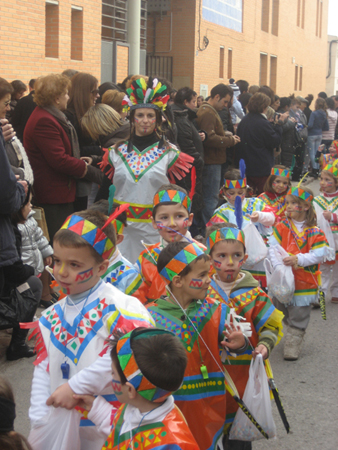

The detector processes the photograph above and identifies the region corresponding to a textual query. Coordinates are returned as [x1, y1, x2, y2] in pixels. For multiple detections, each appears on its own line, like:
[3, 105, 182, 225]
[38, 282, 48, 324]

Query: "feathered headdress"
[323, 159, 338, 178]
[224, 159, 247, 189]
[122, 77, 170, 112]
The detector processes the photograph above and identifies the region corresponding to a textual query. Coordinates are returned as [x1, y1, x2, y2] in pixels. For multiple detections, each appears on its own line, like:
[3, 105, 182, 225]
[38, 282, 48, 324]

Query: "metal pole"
[127, 0, 141, 74]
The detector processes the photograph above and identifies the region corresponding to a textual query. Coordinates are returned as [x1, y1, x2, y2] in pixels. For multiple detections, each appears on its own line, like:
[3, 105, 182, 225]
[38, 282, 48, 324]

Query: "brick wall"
[1, 0, 101, 83]
[116, 44, 129, 83]
[147, 0, 329, 98]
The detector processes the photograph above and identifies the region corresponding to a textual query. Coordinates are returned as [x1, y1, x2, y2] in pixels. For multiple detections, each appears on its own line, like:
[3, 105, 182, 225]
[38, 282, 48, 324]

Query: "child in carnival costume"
[27, 210, 154, 450]
[71, 327, 200, 450]
[258, 165, 292, 222]
[147, 240, 251, 450]
[316, 140, 338, 168]
[313, 161, 338, 303]
[89, 195, 143, 296]
[134, 183, 206, 304]
[208, 160, 275, 287]
[205, 222, 283, 449]
[268, 185, 332, 360]
[99, 77, 194, 263]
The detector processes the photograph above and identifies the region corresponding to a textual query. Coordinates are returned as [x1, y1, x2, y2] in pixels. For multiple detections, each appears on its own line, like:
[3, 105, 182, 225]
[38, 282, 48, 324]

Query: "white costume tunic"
[103, 140, 193, 263]
[28, 281, 154, 450]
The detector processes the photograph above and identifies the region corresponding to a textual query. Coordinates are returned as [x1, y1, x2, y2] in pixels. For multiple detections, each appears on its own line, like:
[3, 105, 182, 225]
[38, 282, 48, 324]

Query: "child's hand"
[252, 344, 268, 360]
[221, 323, 245, 351]
[249, 212, 259, 223]
[46, 383, 78, 409]
[323, 211, 332, 221]
[44, 256, 53, 267]
[283, 255, 298, 266]
[73, 394, 95, 411]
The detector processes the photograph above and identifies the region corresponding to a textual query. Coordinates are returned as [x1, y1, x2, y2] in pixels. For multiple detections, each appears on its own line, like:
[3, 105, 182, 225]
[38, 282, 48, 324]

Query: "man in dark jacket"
[196, 84, 240, 229]
[11, 90, 37, 142]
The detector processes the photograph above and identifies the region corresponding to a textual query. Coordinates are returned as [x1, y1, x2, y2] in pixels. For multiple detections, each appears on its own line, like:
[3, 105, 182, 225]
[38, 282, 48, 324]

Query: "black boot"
[6, 327, 35, 361]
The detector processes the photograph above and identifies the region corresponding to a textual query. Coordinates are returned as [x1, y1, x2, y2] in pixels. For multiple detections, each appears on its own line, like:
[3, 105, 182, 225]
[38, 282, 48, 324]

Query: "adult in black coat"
[11, 91, 37, 142]
[171, 87, 205, 227]
[235, 92, 288, 195]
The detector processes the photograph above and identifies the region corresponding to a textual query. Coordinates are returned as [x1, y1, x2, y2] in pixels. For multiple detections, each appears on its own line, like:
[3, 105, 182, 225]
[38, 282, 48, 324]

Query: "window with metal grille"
[101, 0, 127, 42]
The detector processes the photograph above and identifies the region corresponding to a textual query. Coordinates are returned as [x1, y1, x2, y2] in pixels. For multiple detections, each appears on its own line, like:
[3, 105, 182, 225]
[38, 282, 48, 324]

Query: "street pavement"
[0, 178, 337, 449]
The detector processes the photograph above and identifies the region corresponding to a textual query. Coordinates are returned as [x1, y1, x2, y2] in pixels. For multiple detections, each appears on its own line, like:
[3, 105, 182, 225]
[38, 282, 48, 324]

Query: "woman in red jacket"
[24, 74, 87, 241]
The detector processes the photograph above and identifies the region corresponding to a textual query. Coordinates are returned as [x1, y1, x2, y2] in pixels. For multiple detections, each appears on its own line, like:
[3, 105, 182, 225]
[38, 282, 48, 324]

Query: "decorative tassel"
[98, 148, 115, 180]
[189, 166, 196, 200]
[234, 196, 243, 230]
[167, 152, 194, 183]
[20, 321, 47, 365]
[108, 185, 116, 215]
[239, 159, 246, 179]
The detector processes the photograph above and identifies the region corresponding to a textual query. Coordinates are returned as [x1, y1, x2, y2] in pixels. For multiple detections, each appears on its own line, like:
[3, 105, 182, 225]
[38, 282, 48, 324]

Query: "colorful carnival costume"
[320, 152, 337, 169]
[208, 197, 275, 286]
[207, 270, 283, 427]
[258, 191, 287, 222]
[102, 248, 142, 296]
[314, 189, 338, 298]
[100, 78, 193, 263]
[28, 281, 154, 450]
[147, 296, 232, 450]
[87, 396, 199, 450]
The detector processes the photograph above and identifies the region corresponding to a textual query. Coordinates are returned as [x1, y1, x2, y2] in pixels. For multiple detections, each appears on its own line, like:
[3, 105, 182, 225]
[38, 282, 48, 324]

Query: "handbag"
[0, 282, 38, 330]
[33, 206, 50, 242]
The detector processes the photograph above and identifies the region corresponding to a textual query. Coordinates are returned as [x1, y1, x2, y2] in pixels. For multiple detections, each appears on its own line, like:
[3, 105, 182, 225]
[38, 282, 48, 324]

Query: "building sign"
[202, 0, 242, 33]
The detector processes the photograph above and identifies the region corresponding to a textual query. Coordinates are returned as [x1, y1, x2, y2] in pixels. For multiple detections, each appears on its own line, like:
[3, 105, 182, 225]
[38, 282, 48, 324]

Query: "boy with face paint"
[71, 327, 200, 450]
[208, 168, 275, 288]
[205, 223, 283, 449]
[134, 184, 206, 305]
[147, 241, 249, 450]
[318, 140, 338, 168]
[28, 210, 154, 450]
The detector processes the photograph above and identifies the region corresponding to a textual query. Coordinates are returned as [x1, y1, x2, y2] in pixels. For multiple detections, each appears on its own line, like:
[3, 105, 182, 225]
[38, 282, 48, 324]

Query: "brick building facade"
[147, 0, 329, 97]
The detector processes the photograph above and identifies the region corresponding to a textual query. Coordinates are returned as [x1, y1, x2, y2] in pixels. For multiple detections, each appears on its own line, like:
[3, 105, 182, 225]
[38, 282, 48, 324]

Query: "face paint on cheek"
[150, 117, 156, 124]
[155, 221, 164, 229]
[111, 380, 122, 395]
[213, 260, 222, 270]
[238, 257, 244, 267]
[183, 218, 189, 229]
[189, 278, 204, 289]
[61, 286, 70, 294]
[75, 268, 94, 284]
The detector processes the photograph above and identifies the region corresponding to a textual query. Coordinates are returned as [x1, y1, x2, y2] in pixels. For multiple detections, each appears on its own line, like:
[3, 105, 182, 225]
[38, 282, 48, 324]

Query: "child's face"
[320, 172, 337, 194]
[210, 240, 247, 283]
[224, 188, 246, 206]
[176, 258, 211, 300]
[111, 359, 130, 405]
[21, 197, 32, 221]
[329, 144, 337, 157]
[272, 176, 289, 195]
[285, 195, 309, 221]
[53, 242, 108, 295]
[152, 203, 193, 243]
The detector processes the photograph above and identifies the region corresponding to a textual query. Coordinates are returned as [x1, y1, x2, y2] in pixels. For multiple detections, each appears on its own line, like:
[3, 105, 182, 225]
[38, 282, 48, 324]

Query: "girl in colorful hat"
[99, 77, 194, 263]
[258, 165, 292, 222]
[268, 185, 332, 360]
[313, 161, 338, 303]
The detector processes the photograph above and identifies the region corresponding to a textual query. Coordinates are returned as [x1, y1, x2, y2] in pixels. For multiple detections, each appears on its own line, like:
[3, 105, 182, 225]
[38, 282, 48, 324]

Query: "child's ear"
[116, 234, 124, 245]
[243, 254, 249, 263]
[151, 217, 159, 230]
[125, 382, 138, 400]
[171, 275, 184, 288]
[188, 212, 194, 227]
[98, 259, 109, 276]
[303, 204, 310, 211]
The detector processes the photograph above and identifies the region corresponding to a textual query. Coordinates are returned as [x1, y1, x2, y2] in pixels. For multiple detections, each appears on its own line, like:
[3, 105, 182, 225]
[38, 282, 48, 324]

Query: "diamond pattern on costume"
[119, 143, 167, 180]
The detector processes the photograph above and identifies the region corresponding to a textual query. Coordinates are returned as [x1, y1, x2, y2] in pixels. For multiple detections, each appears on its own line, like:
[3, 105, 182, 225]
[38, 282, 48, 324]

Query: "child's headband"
[286, 187, 313, 202]
[112, 219, 125, 236]
[270, 167, 290, 178]
[206, 227, 245, 253]
[323, 161, 338, 177]
[153, 189, 192, 212]
[159, 242, 205, 282]
[224, 159, 247, 189]
[116, 328, 174, 403]
[332, 140, 338, 151]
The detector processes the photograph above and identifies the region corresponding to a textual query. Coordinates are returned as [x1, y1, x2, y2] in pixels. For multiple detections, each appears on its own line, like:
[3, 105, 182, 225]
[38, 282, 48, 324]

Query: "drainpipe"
[127, 0, 141, 74]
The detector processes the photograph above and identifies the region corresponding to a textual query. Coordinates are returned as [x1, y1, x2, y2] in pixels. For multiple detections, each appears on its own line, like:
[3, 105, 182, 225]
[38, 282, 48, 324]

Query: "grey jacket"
[18, 211, 53, 275]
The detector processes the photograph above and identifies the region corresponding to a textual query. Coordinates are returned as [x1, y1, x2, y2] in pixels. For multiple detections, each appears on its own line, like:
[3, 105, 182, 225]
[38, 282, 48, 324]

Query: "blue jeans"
[201, 164, 222, 227]
[307, 135, 322, 170]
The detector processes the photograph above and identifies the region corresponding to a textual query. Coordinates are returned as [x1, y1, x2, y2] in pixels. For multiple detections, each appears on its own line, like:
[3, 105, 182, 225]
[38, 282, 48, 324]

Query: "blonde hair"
[125, 74, 148, 90]
[81, 104, 123, 141]
[102, 90, 125, 114]
[265, 106, 275, 121]
[33, 74, 71, 107]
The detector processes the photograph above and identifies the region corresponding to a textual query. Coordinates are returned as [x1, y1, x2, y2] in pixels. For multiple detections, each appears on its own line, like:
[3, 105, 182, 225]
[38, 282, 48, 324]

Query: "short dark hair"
[29, 79, 36, 89]
[306, 94, 314, 106]
[152, 184, 189, 218]
[62, 69, 79, 79]
[0, 77, 13, 100]
[11, 80, 27, 98]
[318, 91, 327, 99]
[223, 168, 243, 187]
[279, 96, 291, 110]
[210, 84, 233, 100]
[258, 85, 275, 105]
[89, 200, 128, 227]
[110, 328, 187, 391]
[238, 92, 252, 110]
[174, 87, 197, 106]
[53, 210, 116, 263]
[157, 241, 209, 279]
[263, 165, 291, 193]
[236, 80, 249, 94]
[326, 97, 335, 110]
[205, 222, 246, 254]
[247, 92, 271, 114]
